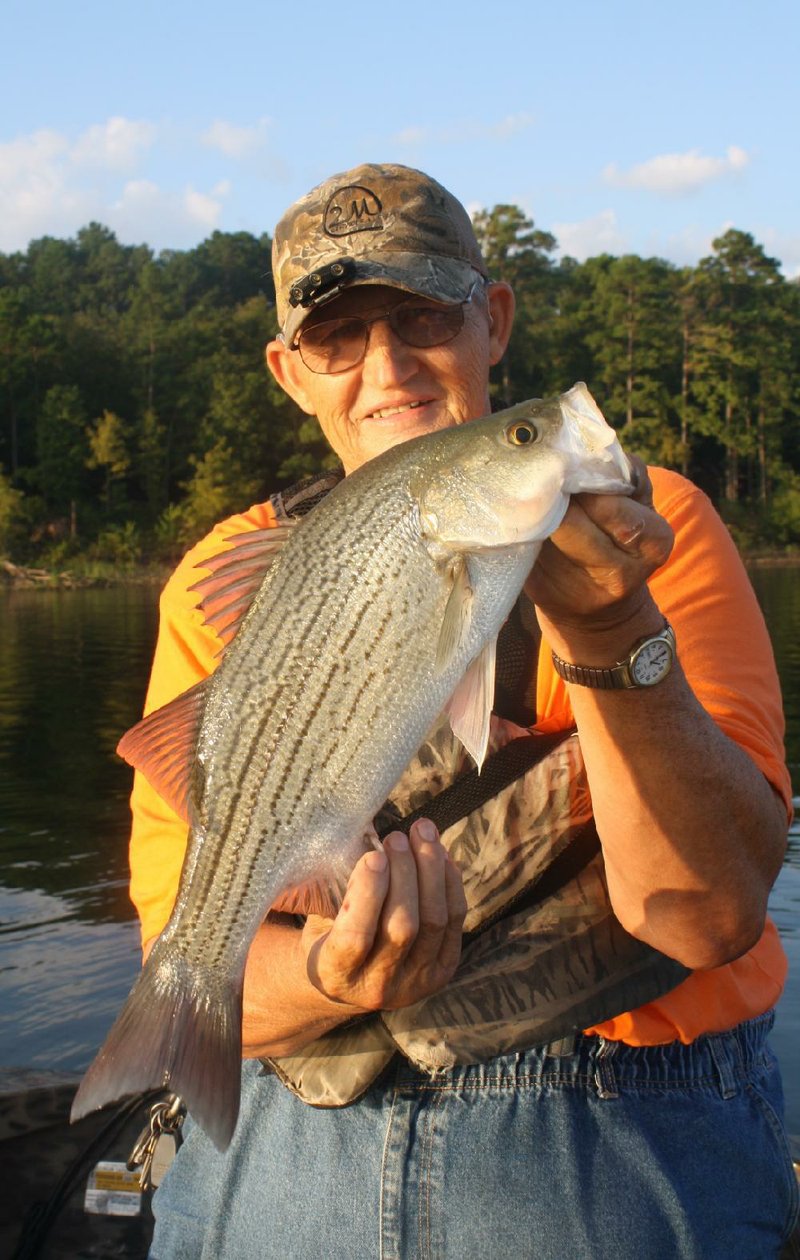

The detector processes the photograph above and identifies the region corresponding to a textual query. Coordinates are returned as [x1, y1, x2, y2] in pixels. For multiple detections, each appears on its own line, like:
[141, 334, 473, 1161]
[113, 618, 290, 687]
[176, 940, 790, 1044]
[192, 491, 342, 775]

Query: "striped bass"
[71, 383, 632, 1150]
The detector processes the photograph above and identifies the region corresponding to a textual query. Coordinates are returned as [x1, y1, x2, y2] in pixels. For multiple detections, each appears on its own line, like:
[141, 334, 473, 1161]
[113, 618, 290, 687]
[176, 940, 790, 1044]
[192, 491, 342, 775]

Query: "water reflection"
[0, 887, 141, 1068]
[0, 586, 159, 920]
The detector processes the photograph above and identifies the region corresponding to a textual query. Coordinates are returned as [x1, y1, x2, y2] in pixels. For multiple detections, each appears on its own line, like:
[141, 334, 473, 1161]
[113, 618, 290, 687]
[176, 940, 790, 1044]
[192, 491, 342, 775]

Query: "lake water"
[0, 570, 798, 1155]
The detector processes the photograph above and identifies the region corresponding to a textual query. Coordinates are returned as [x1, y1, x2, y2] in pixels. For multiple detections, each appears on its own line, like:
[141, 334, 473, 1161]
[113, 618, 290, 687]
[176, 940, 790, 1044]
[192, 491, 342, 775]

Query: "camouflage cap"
[272, 163, 488, 345]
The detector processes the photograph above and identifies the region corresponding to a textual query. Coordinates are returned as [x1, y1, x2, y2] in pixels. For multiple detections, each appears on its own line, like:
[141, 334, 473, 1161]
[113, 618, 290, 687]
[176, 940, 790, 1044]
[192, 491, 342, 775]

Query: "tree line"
[1, 210, 799, 569]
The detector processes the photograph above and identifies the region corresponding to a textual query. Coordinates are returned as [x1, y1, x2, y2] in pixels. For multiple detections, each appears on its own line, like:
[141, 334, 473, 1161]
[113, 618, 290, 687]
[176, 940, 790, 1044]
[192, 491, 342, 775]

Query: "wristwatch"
[551, 622, 676, 690]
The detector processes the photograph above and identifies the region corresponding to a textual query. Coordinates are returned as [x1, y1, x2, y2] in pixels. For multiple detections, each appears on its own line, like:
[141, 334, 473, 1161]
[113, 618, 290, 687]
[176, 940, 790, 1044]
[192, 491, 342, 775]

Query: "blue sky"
[3, 0, 798, 275]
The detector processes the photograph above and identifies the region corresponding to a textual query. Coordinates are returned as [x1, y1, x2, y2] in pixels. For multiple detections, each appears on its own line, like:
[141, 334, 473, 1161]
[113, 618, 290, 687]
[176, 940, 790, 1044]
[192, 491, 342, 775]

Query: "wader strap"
[269, 468, 345, 521]
[376, 730, 576, 842]
[375, 728, 601, 938]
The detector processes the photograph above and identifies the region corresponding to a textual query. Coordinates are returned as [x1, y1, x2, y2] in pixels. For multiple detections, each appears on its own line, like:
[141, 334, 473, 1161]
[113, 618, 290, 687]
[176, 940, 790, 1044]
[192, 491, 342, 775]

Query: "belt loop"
[594, 1039, 620, 1100]
[708, 1033, 739, 1100]
[545, 1035, 579, 1059]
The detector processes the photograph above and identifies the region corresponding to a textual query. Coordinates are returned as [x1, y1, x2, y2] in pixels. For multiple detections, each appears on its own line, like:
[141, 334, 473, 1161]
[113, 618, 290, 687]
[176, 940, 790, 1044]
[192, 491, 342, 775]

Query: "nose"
[360, 317, 416, 388]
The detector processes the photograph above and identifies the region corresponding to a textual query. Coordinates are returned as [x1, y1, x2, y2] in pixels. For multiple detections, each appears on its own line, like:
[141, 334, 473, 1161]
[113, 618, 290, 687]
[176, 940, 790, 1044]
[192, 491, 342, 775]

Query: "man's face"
[267, 281, 514, 474]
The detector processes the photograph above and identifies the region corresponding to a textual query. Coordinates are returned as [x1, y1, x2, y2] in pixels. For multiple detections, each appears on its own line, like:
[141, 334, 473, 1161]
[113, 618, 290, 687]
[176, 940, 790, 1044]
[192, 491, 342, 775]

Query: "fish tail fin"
[70, 944, 242, 1152]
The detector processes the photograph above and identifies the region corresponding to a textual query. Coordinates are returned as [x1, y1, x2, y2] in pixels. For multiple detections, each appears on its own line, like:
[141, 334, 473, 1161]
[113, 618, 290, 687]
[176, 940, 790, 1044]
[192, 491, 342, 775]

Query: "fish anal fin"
[445, 636, 497, 771]
[271, 827, 380, 920]
[117, 679, 208, 823]
[271, 879, 342, 921]
[190, 525, 296, 647]
[435, 554, 474, 673]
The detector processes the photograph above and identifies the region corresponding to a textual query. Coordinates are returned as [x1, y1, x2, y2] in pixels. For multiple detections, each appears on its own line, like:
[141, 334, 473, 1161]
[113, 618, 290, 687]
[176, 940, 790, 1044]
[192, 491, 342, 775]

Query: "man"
[133, 164, 796, 1257]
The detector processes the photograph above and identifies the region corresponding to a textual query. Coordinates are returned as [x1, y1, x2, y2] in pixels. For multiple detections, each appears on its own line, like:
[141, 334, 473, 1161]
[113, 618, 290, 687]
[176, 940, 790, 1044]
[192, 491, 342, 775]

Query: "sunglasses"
[290, 281, 480, 375]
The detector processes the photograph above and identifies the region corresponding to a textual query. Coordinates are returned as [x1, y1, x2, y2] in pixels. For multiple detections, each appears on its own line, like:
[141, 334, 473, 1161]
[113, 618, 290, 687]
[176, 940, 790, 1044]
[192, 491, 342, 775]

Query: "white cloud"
[108, 179, 229, 244]
[0, 119, 159, 250]
[393, 113, 535, 147]
[603, 146, 749, 196]
[0, 118, 234, 251]
[0, 130, 86, 249]
[0, 129, 69, 182]
[201, 118, 271, 159]
[758, 227, 800, 280]
[553, 209, 627, 260]
[184, 186, 225, 227]
[71, 117, 156, 171]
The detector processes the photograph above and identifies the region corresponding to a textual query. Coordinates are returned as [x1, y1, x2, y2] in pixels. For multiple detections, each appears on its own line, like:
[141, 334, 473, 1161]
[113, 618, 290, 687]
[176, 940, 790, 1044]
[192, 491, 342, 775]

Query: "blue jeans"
[150, 1011, 798, 1259]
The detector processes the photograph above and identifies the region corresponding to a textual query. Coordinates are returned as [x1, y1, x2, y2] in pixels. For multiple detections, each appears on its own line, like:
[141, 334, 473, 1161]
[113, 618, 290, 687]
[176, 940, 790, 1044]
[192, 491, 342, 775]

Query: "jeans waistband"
[392, 1010, 776, 1100]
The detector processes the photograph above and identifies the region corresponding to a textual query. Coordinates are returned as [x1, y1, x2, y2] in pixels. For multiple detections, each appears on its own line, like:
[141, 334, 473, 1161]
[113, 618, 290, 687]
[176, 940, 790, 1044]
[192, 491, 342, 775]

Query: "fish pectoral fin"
[445, 636, 497, 771]
[189, 524, 297, 648]
[117, 679, 209, 823]
[435, 554, 474, 673]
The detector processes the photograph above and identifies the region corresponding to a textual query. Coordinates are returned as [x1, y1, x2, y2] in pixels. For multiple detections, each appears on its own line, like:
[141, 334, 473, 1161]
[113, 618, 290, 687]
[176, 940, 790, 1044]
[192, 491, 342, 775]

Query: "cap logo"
[324, 185, 383, 237]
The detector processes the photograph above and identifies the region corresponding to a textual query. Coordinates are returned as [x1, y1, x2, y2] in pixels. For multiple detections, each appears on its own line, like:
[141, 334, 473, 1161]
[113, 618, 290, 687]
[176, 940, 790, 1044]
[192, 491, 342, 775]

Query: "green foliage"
[1, 216, 799, 568]
[0, 465, 25, 553]
[765, 471, 800, 547]
[88, 521, 142, 566]
[87, 409, 131, 514]
[177, 439, 262, 548]
[35, 384, 89, 518]
[152, 502, 186, 562]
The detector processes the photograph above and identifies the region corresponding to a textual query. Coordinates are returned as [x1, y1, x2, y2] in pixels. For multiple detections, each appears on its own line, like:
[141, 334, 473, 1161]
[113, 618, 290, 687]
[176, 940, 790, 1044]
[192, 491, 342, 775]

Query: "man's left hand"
[526, 457, 673, 638]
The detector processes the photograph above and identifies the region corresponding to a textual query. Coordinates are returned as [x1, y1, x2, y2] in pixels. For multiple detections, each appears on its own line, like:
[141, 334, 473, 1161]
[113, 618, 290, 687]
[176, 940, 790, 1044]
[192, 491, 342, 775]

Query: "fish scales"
[160, 480, 433, 974]
[193, 479, 447, 939]
[71, 385, 634, 1150]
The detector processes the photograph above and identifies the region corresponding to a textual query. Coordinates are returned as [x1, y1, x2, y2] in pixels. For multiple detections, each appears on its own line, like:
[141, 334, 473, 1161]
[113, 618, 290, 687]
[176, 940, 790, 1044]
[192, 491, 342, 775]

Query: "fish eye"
[506, 421, 538, 446]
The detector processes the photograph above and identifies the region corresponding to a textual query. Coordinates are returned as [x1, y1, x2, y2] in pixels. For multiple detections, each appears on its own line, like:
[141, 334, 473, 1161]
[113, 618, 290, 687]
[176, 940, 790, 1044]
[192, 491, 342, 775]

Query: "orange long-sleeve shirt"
[129, 467, 792, 1046]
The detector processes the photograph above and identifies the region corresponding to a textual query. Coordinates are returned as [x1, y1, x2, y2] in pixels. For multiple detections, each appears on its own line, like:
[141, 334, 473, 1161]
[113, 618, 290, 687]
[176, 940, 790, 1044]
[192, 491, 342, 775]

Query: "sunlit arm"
[540, 598, 788, 970]
[530, 474, 789, 971]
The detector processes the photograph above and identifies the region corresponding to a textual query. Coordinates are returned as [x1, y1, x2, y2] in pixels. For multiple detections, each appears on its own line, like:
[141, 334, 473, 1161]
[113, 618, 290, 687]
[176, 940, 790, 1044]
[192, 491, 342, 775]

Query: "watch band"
[551, 622, 676, 690]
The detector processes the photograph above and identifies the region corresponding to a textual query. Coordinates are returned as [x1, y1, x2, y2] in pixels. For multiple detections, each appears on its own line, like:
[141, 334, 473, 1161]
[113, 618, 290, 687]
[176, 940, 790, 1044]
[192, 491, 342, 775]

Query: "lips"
[363, 399, 433, 422]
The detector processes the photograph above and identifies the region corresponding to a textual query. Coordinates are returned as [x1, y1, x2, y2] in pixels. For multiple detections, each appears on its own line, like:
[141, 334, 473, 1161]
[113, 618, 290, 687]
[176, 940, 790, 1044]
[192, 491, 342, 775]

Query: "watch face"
[630, 637, 673, 686]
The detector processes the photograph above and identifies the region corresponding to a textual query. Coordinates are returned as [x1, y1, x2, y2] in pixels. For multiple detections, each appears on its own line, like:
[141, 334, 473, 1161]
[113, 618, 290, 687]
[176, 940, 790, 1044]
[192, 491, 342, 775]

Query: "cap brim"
[283, 253, 480, 345]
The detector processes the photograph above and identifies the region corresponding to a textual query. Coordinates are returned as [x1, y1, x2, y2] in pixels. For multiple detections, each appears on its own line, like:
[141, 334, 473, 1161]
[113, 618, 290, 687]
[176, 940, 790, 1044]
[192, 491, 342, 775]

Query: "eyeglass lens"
[297, 301, 466, 374]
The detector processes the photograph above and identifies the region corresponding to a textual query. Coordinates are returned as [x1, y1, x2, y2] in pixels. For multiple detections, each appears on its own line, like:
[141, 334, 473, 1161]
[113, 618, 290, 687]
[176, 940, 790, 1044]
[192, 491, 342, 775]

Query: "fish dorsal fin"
[435, 554, 474, 673]
[445, 636, 497, 771]
[117, 679, 209, 823]
[189, 525, 296, 647]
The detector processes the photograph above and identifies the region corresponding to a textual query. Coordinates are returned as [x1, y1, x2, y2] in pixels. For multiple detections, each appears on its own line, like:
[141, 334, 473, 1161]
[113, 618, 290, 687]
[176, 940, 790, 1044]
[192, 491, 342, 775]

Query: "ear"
[265, 339, 316, 415]
[485, 282, 515, 366]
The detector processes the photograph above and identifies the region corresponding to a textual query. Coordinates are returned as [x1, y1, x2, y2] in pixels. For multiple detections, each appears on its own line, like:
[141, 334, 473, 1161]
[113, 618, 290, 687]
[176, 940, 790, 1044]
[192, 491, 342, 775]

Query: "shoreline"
[3, 551, 799, 590]
[0, 559, 170, 589]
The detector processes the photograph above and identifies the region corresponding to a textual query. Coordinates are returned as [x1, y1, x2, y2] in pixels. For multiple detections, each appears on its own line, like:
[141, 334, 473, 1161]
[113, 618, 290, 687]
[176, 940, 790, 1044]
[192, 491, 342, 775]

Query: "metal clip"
[127, 1094, 186, 1191]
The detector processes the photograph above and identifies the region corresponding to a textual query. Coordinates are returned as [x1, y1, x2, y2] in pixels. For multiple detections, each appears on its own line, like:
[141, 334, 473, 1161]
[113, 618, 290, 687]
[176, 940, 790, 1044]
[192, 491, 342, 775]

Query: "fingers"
[304, 846, 390, 1001]
[407, 820, 466, 970]
[379, 830, 421, 953]
[377, 821, 466, 1006]
[569, 493, 673, 566]
[528, 478, 673, 621]
[628, 455, 654, 507]
[304, 819, 466, 1012]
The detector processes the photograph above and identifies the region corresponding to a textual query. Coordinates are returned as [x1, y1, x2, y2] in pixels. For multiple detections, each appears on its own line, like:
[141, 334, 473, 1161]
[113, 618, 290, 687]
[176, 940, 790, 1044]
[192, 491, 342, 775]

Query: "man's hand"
[526, 458, 674, 642]
[302, 819, 467, 1013]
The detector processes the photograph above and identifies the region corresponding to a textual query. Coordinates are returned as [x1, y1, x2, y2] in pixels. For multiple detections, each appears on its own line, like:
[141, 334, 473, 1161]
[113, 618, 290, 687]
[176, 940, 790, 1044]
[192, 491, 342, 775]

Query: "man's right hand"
[302, 819, 467, 1013]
